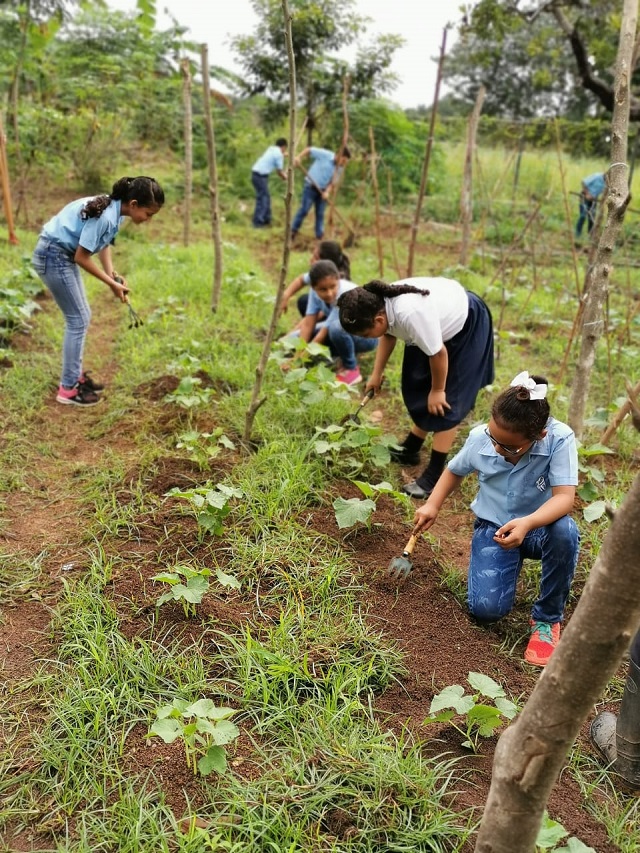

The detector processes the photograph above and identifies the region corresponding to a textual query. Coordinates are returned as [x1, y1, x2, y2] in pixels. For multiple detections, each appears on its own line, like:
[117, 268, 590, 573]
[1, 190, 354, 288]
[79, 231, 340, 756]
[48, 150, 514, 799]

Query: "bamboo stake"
[386, 169, 403, 280]
[553, 120, 582, 298]
[0, 114, 18, 245]
[600, 377, 640, 445]
[180, 58, 193, 247]
[369, 127, 383, 277]
[406, 26, 447, 278]
[200, 45, 223, 312]
[459, 85, 485, 266]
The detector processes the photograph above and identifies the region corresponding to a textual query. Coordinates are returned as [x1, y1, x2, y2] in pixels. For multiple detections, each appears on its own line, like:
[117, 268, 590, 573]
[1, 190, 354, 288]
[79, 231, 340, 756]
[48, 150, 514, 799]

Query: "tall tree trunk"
[200, 45, 223, 312]
[181, 58, 193, 247]
[568, 0, 636, 438]
[459, 85, 485, 266]
[243, 0, 296, 443]
[406, 27, 447, 278]
[0, 113, 19, 245]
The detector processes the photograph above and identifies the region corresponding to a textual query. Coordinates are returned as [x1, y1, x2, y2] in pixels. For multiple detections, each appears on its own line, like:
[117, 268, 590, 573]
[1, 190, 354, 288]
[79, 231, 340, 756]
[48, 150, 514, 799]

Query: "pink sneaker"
[336, 367, 362, 386]
[56, 383, 101, 407]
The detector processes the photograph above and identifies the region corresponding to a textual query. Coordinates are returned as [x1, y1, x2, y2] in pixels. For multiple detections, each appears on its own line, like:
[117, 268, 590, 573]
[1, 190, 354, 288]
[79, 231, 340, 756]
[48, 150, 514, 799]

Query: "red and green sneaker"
[524, 620, 560, 667]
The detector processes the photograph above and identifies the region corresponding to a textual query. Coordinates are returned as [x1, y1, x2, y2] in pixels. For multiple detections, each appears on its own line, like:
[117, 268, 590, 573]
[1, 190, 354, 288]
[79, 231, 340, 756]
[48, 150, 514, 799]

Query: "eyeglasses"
[484, 427, 528, 456]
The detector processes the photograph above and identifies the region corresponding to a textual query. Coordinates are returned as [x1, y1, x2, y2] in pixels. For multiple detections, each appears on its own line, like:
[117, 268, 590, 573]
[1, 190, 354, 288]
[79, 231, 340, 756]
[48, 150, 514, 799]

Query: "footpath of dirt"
[0, 286, 623, 853]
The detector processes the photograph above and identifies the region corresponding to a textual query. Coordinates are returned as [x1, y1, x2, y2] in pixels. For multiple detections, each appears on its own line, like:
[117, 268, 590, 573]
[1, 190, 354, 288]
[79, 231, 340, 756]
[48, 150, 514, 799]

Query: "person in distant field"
[291, 146, 351, 241]
[286, 260, 377, 386]
[412, 372, 580, 668]
[575, 172, 606, 241]
[281, 239, 351, 318]
[32, 176, 164, 407]
[337, 277, 494, 499]
[251, 138, 287, 228]
[591, 627, 640, 792]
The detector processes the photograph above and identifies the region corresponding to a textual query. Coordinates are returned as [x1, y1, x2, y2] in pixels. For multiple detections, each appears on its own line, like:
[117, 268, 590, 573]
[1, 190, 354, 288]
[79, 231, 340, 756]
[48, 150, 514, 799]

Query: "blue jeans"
[575, 196, 597, 237]
[327, 314, 378, 369]
[291, 182, 327, 238]
[252, 171, 271, 226]
[467, 516, 579, 624]
[32, 237, 90, 388]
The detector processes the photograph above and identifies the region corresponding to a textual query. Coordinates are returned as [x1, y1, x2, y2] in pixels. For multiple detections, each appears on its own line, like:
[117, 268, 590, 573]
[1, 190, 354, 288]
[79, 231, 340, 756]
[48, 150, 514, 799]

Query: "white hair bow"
[510, 371, 547, 400]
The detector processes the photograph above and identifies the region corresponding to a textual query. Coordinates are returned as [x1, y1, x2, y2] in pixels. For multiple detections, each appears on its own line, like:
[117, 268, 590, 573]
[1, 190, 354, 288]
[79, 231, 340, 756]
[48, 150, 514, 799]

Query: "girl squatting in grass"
[412, 372, 580, 667]
[289, 260, 377, 384]
[337, 277, 494, 497]
[32, 176, 164, 407]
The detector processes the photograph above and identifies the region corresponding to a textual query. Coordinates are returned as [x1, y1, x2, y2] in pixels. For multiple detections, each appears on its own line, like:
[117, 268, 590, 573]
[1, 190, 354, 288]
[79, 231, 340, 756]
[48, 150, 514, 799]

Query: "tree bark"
[568, 0, 637, 438]
[243, 0, 296, 443]
[475, 474, 640, 852]
[200, 45, 223, 312]
[459, 85, 485, 266]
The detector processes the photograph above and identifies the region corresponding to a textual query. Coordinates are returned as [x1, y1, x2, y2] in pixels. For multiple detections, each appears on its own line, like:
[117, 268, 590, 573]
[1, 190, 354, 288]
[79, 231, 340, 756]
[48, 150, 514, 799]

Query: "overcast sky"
[107, 0, 467, 108]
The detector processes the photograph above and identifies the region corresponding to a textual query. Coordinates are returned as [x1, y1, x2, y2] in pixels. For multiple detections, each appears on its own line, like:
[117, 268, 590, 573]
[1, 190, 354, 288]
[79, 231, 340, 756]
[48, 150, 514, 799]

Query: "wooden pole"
[600, 377, 640, 445]
[459, 85, 485, 266]
[0, 114, 18, 245]
[200, 45, 223, 312]
[180, 58, 193, 247]
[406, 27, 447, 277]
[369, 127, 383, 277]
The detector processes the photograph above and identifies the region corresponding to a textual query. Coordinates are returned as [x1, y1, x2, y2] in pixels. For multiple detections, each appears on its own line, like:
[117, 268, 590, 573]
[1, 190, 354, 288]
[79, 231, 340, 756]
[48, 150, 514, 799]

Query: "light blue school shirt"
[448, 418, 578, 527]
[306, 148, 338, 190]
[252, 145, 285, 176]
[582, 173, 606, 198]
[306, 279, 356, 321]
[41, 197, 123, 255]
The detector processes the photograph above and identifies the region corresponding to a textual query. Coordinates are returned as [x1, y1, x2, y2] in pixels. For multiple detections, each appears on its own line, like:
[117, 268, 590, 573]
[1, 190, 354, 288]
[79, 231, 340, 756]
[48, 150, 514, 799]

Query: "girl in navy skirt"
[338, 277, 494, 498]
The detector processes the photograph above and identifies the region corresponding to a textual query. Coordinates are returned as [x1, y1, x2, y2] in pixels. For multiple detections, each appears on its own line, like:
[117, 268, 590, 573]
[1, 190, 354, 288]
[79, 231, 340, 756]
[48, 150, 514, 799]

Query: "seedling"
[152, 564, 211, 617]
[176, 428, 235, 466]
[535, 811, 595, 852]
[423, 671, 519, 753]
[333, 480, 410, 531]
[314, 423, 397, 474]
[576, 441, 612, 519]
[165, 484, 244, 538]
[164, 376, 214, 410]
[149, 697, 239, 776]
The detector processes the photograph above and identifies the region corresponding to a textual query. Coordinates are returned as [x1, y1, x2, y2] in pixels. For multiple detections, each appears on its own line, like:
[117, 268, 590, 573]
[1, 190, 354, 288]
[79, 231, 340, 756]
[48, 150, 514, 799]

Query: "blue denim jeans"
[251, 171, 271, 226]
[32, 237, 90, 388]
[326, 314, 378, 369]
[291, 182, 327, 238]
[575, 196, 597, 237]
[467, 516, 580, 624]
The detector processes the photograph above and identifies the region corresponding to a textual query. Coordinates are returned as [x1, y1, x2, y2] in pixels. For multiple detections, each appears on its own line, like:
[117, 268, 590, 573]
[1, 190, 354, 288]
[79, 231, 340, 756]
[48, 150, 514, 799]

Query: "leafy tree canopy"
[445, 0, 639, 120]
[230, 0, 403, 137]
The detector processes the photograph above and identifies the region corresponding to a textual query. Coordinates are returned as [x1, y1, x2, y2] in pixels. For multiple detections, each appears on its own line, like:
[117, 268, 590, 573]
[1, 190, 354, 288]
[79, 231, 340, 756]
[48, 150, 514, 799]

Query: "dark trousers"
[252, 171, 271, 227]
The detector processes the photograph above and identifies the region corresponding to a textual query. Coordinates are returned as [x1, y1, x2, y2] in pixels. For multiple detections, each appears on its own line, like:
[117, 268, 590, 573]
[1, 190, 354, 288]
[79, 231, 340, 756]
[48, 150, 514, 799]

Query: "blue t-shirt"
[582, 173, 606, 199]
[448, 418, 578, 527]
[252, 145, 285, 176]
[41, 197, 123, 255]
[307, 148, 339, 190]
[306, 279, 356, 321]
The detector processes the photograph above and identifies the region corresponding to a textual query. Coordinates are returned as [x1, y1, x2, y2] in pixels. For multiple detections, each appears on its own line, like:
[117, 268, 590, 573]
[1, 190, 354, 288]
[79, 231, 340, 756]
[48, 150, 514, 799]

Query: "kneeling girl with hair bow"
[412, 371, 580, 668]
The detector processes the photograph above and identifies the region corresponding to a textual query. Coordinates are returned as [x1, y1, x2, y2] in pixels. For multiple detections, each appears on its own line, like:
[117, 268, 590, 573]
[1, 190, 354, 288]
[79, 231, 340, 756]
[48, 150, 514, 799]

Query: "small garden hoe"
[340, 387, 374, 425]
[387, 534, 418, 579]
[114, 275, 144, 329]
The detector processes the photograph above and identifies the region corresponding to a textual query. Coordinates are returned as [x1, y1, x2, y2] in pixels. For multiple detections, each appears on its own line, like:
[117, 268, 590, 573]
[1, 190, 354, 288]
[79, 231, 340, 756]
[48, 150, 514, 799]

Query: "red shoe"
[524, 620, 560, 667]
[336, 367, 362, 386]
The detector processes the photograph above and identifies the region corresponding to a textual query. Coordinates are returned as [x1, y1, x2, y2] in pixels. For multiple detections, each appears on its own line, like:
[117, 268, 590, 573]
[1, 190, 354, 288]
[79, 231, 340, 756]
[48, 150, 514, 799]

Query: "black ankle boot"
[591, 659, 640, 790]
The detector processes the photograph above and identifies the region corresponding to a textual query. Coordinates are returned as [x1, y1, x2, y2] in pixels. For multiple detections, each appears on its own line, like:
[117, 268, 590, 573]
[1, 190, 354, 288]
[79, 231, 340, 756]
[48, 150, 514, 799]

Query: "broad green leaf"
[314, 440, 333, 454]
[536, 813, 569, 848]
[211, 719, 240, 745]
[352, 479, 375, 498]
[198, 745, 227, 776]
[583, 500, 606, 522]
[579, 442, 614, 457]
[430, 685, 475, 715]
[219, 435, 235, 449]
[494, 696, 519, 719]
[563, 839, 596, 852]
[577, 481, 599, 502]
[423, 709, 456, 725]
[149, 718, 182, 743]
[204, 490, 230, 509]
[171, 583, 202, 604]
[186, 575, 209, 595]
[185, 699, 216, 717]
[333, 497, 376, 529]
[215, 568, 241, 589]
[216, 484, 244, 499]
[468, 671, 505, 699]
[152, 572, 180, 584]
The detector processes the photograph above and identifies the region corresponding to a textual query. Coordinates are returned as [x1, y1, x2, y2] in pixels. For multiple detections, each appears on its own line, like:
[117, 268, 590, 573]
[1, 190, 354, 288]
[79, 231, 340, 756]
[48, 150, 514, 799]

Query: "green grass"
[1, 142, 639, 851]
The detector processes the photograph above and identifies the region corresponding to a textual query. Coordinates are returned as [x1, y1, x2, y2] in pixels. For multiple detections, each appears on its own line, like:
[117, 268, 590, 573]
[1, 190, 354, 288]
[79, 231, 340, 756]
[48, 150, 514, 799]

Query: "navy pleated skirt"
[401, 291, 494, 432]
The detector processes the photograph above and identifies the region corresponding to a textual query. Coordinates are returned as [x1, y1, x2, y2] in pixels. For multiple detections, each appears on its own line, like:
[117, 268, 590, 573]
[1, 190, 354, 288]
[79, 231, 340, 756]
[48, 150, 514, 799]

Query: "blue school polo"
[41, 197, 123, 255]
[582, 173, 606, 198]
[448, 418, 578, 527]
[306, 148, 338, 190]
[306, 279, 356, 321]
[252, 145, 285, 175]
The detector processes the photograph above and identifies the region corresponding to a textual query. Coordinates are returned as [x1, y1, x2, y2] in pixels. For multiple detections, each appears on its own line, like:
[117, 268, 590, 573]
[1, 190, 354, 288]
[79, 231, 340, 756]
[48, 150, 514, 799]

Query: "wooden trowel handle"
[401, 534, 418, 557]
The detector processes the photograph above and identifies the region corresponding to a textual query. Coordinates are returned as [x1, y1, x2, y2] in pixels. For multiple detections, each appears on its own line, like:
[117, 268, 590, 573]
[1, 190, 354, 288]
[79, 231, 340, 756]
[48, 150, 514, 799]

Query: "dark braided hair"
[81, 176, 164, 220]
[492, 374, 550, 439]
[309, 259, 339, 287]
[338, 279, 430, 335]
